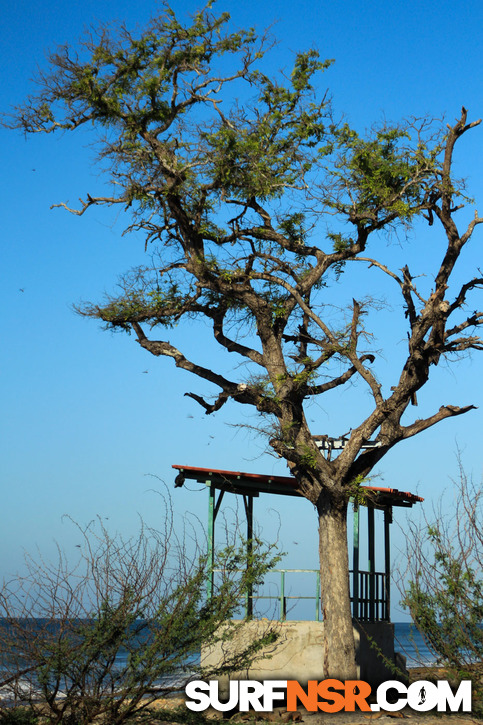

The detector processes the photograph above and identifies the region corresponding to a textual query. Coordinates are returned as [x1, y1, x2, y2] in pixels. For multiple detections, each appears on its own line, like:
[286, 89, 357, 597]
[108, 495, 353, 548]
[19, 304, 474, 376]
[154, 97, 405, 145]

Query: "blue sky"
[1, 0, 482, 619]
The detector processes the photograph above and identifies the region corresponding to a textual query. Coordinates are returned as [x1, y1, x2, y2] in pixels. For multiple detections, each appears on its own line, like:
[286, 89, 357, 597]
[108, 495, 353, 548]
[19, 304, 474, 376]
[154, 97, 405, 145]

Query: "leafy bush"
[401, 464, 483, 707]
[0, 509, 279, 724]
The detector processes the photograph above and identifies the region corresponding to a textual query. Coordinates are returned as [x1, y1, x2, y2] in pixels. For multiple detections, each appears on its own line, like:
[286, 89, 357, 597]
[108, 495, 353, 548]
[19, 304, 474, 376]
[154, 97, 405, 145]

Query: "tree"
[401, 464, 483, 677]
[0, 512, 279, 724]
[7, 4, 483, 678]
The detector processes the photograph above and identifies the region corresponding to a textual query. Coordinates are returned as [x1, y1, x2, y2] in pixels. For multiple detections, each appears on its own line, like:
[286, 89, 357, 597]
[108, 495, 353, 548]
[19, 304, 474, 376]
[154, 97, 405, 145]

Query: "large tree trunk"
[317, 490, 357, 679]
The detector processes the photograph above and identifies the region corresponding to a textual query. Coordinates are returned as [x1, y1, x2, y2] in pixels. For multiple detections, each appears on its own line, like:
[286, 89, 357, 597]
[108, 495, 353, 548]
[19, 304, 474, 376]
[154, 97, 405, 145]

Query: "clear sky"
[1, 0, 482, 620]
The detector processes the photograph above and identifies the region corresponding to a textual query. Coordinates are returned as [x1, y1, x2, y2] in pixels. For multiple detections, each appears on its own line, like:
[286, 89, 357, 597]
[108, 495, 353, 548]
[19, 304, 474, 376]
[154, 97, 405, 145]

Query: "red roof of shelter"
[172, 464, 423, 508]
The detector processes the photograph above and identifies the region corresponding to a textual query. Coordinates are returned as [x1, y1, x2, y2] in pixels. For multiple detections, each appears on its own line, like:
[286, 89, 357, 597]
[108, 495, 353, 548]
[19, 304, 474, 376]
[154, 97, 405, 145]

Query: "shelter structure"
[173, 464, 423, 684]
[173, 464, 422, 621]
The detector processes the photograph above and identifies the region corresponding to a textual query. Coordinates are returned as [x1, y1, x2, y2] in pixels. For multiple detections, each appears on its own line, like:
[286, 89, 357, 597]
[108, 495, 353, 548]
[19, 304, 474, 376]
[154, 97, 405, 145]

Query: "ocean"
[393, 621, 436, 668]
[0, 622, 440, 705]
[0, 620, 436, 681]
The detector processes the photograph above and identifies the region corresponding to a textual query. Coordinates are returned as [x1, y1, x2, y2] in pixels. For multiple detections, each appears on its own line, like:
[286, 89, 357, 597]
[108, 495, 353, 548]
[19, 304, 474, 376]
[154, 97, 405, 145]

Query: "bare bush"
[400, 461, 483, 677]
[0, 504, 279, 724]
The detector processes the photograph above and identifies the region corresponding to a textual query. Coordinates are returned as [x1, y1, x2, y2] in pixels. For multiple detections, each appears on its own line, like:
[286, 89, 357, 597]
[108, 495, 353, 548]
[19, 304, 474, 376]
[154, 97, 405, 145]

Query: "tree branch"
[132, 322, 239, 392]
[306, 354, 375, 396]
[131, 322, 282, 416]
[212, 310, 264, 366]
[445, 311, 483, 340]
[250, 271, 337, 344]
[344, 300, 383, 405]
[400, 404, 477, 439]
[354, 257, 427, 306]
[51, 194, 127, 216]
[448, 275, 483, 314]
[184, 391, 229, 414]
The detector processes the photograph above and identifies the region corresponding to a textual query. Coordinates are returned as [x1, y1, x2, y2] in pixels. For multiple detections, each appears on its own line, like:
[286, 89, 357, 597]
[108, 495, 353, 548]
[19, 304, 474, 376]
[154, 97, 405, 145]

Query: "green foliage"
[346, 474, 372, 506]
[278, 212, 306, 245]
[0, 518, 280, 725]
[329, 231, 353, 254]
[299, 445, 319, 470]
[402, 527, 483, 667]
[330, 126, 435, 223]
[0, 710, 38, 725]
[401, 471, 483, 709]
[291, 366, 318, 389]
[9, 1, 457, 355]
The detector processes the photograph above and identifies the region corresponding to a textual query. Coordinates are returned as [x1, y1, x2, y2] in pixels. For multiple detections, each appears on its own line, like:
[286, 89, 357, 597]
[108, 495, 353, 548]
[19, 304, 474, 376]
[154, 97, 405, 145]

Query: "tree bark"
[317, 490, 357, 679]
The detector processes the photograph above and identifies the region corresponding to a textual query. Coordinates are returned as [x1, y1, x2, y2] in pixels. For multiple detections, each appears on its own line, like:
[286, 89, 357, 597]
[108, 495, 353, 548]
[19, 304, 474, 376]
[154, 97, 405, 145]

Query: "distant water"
[0, 619, 436, 677]
[394, 622, 437, 668]
[0, 622, 435, 704]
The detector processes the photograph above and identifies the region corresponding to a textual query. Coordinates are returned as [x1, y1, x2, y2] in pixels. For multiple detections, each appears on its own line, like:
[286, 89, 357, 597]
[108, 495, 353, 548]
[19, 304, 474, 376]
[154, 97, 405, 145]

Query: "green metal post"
[352, 503, 360, 619]
[368, 506, 375, 620]
[245, 495, 254, 617]
[384, 507, 392, 621]
[207, 482, 215, 600]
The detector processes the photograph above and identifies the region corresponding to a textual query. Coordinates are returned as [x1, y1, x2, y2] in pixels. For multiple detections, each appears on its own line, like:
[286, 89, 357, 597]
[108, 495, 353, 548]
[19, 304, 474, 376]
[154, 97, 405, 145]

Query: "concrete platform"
[201, 620, 407, 689]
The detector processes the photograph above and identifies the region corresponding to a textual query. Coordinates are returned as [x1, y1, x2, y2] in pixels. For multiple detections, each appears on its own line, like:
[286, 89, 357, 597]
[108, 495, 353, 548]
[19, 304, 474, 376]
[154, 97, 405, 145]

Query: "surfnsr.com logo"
[185, 679, 472, 713]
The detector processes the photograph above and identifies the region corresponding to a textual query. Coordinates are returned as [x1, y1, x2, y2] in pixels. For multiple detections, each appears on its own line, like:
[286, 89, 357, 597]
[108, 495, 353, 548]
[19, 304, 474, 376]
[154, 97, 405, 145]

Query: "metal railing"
[248, 569, 322, 621]
[215, 568, 389, 622]
[352, 570, 388, 621]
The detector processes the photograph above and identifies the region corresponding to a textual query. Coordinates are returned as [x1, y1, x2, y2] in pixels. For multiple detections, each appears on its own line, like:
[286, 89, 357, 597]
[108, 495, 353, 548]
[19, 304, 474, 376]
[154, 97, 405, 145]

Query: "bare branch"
[184, 390, 229, 414]
[445, 311, 483, 339]
[51, 193, 127, 216]
[449, 275, 483, 314]
[460, 209, 483, 246]
[132, 322, 282, 416]
[132, 322, 238, 392]
[306, 354, 375, 396]
[354, 256, 427, 306]
[401, 404, 477, 439]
